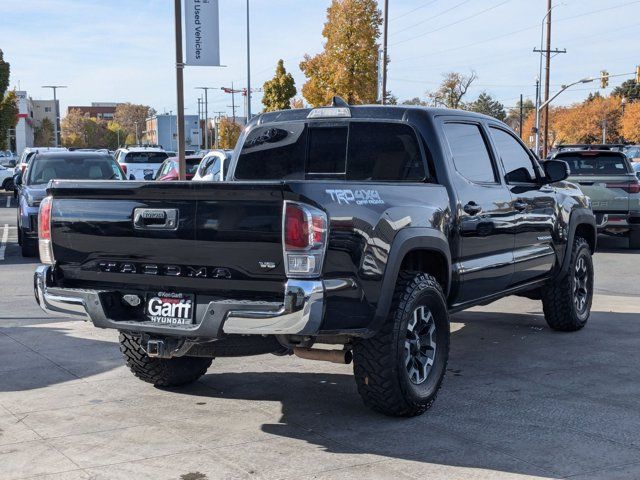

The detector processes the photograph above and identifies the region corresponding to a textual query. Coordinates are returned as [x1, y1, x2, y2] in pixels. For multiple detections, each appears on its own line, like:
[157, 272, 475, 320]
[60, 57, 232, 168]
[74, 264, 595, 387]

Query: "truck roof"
[254, 104, 500, 126]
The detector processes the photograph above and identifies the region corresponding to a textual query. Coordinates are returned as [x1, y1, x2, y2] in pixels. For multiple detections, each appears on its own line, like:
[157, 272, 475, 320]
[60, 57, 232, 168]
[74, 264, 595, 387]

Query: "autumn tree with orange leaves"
[621, 102, 640, 143]
[300, 0, 382, 107]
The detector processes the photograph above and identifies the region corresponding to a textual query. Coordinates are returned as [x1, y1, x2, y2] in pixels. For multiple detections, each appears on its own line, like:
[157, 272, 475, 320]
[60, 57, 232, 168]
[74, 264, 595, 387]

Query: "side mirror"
[13, 171, 22, 187]
[505, 167, 534, 184]
[543, 159, 570, 184]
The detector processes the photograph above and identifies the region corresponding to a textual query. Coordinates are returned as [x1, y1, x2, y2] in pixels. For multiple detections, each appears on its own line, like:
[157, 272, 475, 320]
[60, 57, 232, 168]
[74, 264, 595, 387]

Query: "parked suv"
[16, 151, 125, 256]
[554, 150, 640, 249]
[114, 145, 169, 180]
[34, 102, 596, 416]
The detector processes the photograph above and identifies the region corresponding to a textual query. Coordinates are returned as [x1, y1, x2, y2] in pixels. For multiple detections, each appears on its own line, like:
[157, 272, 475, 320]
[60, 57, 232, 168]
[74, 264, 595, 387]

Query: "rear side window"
[235, 121, 426, 182]
[443, 123, 496, 183]
[123, 152, 168, 164]
[557, 154, 631, 175]
[347, 123, 425, 181]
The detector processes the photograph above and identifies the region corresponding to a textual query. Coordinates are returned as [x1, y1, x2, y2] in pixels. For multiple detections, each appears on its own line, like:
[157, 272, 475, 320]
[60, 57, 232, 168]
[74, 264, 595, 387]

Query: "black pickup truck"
[34, 101, 596, 417]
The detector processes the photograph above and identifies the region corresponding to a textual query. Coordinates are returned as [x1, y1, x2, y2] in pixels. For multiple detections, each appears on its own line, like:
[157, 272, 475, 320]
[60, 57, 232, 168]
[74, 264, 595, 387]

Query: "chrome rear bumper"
[34, 265, 325, 337]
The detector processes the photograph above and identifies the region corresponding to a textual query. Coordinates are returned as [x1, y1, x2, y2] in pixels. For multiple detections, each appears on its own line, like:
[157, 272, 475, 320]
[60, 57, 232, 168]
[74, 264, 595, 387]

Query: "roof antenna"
[331, 96, 349, 108]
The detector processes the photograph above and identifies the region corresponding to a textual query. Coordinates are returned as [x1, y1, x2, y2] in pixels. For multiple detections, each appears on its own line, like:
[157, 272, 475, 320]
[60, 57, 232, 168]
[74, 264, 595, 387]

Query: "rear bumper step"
[34, 265, 325, 338]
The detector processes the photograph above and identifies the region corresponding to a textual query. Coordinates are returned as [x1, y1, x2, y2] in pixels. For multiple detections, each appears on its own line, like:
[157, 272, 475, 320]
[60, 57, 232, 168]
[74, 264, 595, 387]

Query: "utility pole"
[519, 93, 524, 140]
[533, 2, 565, 157]
[173, 0, 186, 180]
[543, 0, 552, 158]
[381, 0, 389, 105]
[196, 87, 216, 150]
[246, 0, 252, 119]
[41, 85, 67, 147]
[212, 111, 225, 148]
[534, 78, 540, 153]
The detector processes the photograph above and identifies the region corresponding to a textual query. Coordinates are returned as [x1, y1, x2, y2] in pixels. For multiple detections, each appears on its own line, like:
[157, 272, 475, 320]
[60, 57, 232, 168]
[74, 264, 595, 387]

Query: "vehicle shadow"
[0, 321, 121, 391]
[176, 309, 640, 479]
[597, 234, 637, 253]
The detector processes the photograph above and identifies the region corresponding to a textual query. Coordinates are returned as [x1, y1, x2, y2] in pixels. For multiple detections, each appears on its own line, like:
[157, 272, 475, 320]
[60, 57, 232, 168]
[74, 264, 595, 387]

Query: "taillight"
[283, 201, 327, 278]
[605, 181, 640, 194]
[38, 196, 54, 264]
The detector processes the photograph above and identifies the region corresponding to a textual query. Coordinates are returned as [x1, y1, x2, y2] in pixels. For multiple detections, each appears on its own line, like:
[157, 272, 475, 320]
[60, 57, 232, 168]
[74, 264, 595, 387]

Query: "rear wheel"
[541, 237, 593, 331]
[353, 272, 449, 417]
[2, 178, 12, 191]
[629, 227, 640, 250]
[119, 332, 212, 387]
[20, 234, 37, 257]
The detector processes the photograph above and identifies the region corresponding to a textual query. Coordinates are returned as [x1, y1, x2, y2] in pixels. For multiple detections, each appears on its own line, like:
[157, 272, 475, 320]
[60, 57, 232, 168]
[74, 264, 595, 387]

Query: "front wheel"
[541, 237, 593, 331]
[353, 272, 449, 417]
[119, 332, 212, 387]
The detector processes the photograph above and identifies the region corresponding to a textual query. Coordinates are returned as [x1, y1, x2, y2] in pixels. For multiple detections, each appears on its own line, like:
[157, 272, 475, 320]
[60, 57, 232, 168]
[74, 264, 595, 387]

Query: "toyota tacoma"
[34, 100, 596, 416]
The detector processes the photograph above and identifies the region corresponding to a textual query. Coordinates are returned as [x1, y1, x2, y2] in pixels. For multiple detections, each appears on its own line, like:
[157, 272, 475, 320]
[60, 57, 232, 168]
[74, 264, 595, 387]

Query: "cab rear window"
[123, 152, 168, 164]
[235, 121, 428, 182]
[557, 153, 631, 175]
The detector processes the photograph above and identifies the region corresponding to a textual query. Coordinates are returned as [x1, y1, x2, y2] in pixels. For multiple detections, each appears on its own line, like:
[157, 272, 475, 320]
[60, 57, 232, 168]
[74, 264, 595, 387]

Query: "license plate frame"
[145, 292, 195, 325]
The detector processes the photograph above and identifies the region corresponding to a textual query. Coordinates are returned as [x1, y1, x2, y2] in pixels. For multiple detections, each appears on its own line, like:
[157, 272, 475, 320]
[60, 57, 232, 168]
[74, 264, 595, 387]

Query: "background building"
[145, 114, 200, 151]
[12, 91, 34, 154]
[66, 102, 119, 120]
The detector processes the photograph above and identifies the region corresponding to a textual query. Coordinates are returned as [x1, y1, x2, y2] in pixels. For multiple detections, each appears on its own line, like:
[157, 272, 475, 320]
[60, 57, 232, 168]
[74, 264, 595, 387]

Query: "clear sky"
[1, 0, 639, 117]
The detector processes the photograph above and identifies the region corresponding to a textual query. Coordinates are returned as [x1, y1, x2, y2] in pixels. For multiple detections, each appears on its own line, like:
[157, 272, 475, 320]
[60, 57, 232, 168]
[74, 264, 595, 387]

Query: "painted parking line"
[0, 224, 8, 260]
[5, 196, 10, 208]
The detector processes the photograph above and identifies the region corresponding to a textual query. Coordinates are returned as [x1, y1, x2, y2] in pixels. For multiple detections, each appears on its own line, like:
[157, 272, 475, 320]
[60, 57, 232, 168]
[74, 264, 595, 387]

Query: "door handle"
[513, 201, 527, 211]
[133, 208, 179, 230]
[463, 202, 482, 215]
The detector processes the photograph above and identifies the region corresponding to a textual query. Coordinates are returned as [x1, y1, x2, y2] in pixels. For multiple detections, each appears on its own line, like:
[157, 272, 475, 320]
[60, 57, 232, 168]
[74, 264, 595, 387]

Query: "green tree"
[0, 50, 18, 151]
[34, 117, 55, 146]
[300, 0, 382, 106]
[262, 60, 297, 112]
[402, 97, 428, 106]
[466, 92, 506, 121]
[612, 79, 640, 102]
[218, 117, 242, 149]
[428, 71, 477, 109]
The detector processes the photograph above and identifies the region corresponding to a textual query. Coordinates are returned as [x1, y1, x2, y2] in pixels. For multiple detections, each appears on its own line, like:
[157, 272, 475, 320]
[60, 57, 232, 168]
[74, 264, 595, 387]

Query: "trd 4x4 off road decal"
[326, 189, 384, 206]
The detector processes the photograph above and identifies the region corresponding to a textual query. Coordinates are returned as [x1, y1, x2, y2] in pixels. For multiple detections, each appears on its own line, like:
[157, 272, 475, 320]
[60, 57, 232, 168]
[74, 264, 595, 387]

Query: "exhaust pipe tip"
[293, 347, 352, 364]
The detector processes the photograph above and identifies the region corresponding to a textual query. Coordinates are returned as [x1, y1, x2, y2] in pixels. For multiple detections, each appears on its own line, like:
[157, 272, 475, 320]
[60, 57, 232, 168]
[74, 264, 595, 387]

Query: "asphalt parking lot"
[1, 191, 639, 480]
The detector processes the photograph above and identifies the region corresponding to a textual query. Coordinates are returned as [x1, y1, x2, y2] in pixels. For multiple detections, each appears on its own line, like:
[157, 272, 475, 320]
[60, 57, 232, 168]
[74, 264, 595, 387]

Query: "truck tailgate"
[573, 174, 633, 212]
[48, 181, 286, 295]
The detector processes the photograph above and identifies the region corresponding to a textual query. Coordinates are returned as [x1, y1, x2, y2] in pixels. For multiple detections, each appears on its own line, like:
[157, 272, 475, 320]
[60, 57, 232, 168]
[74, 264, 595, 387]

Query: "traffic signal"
[636, 65, 640, 84]
[600, 70, 609, 89]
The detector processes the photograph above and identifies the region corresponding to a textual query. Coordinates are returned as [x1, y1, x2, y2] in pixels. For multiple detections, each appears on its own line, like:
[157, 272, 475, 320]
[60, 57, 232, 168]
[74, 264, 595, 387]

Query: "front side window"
[490, 127, 537, 183]
[443, 123, 496, 183]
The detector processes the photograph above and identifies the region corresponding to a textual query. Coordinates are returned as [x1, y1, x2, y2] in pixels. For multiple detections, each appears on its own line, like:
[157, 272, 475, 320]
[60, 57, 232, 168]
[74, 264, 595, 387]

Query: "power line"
[390, 0, 472, 40]
[391, 0, 513, 47]
[390, 0, 439, 23]
[393, 0, 640, 64]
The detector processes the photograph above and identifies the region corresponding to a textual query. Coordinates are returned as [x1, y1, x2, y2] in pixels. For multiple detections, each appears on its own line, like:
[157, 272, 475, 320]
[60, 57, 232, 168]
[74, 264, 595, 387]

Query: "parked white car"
[192, 150, 232, 182]
[0, 164, 14, 190]
[0, 150, 16, 167]
[113, 145, 169, 180]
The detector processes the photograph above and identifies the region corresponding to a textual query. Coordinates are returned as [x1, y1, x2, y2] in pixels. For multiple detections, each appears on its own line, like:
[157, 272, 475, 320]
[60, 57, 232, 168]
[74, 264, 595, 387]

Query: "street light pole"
[41, 85, 67, 147]
[538, 78, 594, 112]
[246, 0, 252, 119]
[174, 0, 186, 180]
